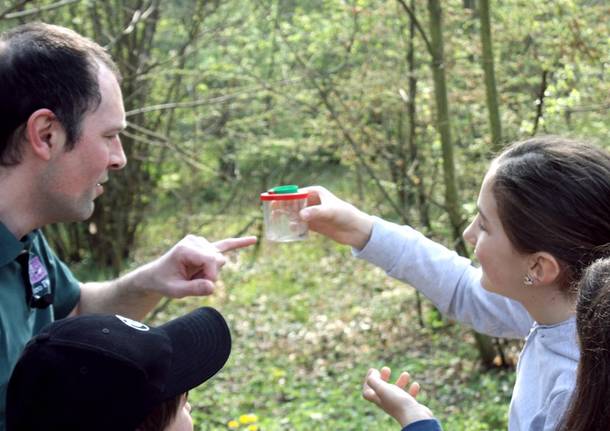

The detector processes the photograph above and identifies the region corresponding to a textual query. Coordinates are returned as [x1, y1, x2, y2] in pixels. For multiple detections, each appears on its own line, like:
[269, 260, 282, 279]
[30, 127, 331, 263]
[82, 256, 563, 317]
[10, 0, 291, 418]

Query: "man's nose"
[109, 137, 127, 170]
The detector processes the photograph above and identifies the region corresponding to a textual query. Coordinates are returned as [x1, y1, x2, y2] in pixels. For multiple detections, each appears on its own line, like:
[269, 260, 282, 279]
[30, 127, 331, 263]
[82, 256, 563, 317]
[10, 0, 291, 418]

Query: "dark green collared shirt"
[0, 223, 80, 429]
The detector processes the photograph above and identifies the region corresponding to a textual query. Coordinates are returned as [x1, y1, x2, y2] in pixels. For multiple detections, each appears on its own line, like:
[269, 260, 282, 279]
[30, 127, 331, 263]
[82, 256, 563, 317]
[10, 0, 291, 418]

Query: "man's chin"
[69, 202, 95, 222]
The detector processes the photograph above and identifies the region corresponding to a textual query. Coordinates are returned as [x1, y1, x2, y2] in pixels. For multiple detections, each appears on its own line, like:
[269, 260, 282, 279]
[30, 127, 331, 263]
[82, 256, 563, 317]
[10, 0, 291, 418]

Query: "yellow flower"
[239, 413, 258, 424]
[227, 420, 239, 429]
[247, 425, 259, 431]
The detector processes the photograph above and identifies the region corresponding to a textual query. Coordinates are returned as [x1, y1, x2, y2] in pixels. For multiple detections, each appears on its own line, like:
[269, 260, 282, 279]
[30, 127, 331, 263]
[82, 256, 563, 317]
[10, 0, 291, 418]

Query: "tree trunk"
[478, 0, 503, 152]
[427, 0, 496, 367]
[406, 0, 430, 232]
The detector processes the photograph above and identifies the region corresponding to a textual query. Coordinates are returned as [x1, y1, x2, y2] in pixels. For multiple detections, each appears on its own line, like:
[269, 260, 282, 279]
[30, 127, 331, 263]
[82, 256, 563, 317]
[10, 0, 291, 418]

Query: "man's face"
[37, 64, 127, 223]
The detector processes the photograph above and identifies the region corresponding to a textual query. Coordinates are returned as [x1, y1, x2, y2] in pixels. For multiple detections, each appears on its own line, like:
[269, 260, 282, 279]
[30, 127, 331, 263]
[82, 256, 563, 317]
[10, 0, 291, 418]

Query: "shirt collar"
[0, 221, 35, 267]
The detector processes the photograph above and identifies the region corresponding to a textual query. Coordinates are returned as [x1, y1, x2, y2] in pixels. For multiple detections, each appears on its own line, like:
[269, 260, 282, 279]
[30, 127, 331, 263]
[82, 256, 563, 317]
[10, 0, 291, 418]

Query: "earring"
[524, 274, 534, 286]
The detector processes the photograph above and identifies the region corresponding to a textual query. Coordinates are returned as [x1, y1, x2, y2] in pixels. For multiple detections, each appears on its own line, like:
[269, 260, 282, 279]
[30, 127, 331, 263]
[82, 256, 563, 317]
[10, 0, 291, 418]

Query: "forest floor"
[115, 211, 521, 430]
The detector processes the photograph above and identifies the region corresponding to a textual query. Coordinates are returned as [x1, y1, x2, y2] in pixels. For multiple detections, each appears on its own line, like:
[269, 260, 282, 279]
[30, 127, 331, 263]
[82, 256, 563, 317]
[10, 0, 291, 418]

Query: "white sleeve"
[353, 217, 533, 339]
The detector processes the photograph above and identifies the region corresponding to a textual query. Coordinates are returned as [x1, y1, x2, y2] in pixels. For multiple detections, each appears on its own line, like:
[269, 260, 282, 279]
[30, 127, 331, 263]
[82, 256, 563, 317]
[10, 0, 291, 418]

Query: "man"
[0, 22, 256, 428]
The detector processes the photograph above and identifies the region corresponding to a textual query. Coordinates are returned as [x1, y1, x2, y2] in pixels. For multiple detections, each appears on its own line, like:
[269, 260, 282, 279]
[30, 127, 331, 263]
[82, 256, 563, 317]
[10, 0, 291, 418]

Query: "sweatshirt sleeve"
[354, 217, 533, 339]
[402, 419, 443, 431]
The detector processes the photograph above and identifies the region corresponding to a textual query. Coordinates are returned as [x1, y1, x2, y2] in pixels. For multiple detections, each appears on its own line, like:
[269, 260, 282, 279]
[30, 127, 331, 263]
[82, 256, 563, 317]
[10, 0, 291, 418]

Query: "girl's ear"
[529, 252, 561, 286]
[25, 109, 65, 161]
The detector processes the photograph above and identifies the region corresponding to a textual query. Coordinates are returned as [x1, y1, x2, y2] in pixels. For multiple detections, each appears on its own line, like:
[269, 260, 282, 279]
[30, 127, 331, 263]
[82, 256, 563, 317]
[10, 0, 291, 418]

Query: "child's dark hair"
[137, 393, 184, 431]
[492, 136, 610, 295]
[559, 256, 610, 430]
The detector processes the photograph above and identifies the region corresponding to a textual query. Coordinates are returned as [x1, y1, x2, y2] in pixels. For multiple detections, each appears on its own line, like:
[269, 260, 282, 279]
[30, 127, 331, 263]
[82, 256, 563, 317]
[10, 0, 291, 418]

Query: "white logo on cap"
[115, 315, 150, 331]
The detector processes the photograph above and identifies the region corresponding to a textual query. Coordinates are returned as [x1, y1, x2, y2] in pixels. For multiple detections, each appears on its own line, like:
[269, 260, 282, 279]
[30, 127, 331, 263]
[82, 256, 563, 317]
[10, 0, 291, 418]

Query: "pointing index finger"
[213, 236, 257, 253]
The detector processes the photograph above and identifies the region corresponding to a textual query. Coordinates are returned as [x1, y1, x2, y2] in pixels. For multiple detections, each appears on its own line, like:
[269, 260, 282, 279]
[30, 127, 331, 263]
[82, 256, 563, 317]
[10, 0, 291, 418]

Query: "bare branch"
[395, 0, 433, 56]
[125, 76, 304, 116]
[565, 102, 610, 113]
[1, 0, 80, 20]
[121, 124, 215, 174]
[531, 69, 548, 136]
[104, 2, 156, 50]
[0, 0, 34, 20]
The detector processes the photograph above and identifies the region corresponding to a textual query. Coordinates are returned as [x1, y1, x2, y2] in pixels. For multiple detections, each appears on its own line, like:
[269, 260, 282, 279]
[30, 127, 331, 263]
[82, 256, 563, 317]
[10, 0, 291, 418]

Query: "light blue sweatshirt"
[355, 217, 578, 431]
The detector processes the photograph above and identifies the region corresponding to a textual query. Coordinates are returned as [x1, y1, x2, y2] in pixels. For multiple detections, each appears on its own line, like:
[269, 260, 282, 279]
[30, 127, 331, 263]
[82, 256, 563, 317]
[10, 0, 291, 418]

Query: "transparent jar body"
[262, 198, 308, 242]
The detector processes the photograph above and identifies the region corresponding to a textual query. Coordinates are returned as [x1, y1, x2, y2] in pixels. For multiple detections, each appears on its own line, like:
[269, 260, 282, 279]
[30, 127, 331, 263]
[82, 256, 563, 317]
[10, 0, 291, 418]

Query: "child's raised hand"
[362, 366, 434, 428]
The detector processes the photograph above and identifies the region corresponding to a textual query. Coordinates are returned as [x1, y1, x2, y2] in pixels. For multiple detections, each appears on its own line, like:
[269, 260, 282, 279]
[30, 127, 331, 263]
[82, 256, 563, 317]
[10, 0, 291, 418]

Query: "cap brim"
[159, 307, 231, 399]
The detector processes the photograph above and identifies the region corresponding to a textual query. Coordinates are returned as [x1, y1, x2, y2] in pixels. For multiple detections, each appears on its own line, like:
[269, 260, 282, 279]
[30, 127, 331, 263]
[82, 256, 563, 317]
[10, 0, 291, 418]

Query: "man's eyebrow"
[107, 123, 127, 133]
[477, 206, 488, 222]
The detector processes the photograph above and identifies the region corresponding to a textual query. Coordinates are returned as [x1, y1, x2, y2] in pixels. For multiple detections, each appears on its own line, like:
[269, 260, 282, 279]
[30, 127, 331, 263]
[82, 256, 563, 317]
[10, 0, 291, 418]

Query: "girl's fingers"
[395, 371, 410, 389]
[408, 381, 421, 397]
[380, 366, 392, 382]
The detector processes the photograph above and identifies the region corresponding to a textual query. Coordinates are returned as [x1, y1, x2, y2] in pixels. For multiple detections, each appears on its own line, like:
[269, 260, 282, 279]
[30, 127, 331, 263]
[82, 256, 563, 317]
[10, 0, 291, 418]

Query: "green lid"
[272, 185, 299, 194]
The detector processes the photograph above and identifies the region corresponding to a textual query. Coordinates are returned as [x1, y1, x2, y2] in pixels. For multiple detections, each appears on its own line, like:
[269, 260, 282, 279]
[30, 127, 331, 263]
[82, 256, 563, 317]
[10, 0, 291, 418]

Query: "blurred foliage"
[2, 0, 608, 428]
[2, 0, 606, 267]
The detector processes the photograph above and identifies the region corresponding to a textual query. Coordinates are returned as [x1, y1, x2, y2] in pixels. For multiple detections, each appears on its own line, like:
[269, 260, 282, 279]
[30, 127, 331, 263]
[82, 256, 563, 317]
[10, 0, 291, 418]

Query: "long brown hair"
[560, 257, 610, 430]
[492, 136, 610, 295]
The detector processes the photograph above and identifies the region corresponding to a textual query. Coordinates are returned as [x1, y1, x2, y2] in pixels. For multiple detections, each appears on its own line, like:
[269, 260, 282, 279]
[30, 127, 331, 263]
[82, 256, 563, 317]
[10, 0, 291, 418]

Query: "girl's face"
[165, 393, 193, 431]
[462, 166, 531, 302]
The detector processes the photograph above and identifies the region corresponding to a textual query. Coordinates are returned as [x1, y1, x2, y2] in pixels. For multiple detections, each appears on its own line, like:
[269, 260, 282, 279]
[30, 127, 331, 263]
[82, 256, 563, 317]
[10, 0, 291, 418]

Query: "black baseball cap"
[6, 306, 231, 431]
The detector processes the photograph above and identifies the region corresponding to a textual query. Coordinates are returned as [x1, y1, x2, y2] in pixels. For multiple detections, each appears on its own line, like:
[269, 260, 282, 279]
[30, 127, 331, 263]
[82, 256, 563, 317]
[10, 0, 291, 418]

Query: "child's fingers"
[362, 386, 381, 405]
[395, 371, 410, 389]
[408, 381, 421, 397]
[362, 368, 380, 397]
[366, 371, 391, 395]
[380, 366, 392, 382]
[364, 368, 380, 384]
[366, 367, 378, 377]
[362, 375, 383, 406]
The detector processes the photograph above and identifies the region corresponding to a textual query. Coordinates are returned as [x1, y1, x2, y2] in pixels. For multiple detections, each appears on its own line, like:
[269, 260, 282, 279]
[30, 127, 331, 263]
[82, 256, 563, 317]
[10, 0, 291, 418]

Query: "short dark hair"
[492, 136, 610, 295]
[137, 393, 184, 431]
[0, 22, 120, 166]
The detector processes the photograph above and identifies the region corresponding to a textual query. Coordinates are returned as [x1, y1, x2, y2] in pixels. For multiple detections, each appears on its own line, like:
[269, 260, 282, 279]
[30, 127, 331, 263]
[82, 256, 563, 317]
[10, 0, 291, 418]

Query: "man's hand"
[133, 234, 257, 298]
[75, 235, 257, 320]
[299, 186, 374, 249]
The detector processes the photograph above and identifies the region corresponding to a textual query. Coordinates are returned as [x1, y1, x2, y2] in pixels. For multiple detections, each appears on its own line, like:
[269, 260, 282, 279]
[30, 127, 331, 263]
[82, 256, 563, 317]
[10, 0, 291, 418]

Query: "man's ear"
[528, 252, 561, 285]
[25, 109, 65, 161]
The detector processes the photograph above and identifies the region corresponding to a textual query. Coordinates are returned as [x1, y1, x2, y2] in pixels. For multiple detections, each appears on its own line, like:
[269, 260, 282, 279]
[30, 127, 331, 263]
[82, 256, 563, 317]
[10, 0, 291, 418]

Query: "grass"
[135, 238, 514, 430]
[74, 167, 518, 430]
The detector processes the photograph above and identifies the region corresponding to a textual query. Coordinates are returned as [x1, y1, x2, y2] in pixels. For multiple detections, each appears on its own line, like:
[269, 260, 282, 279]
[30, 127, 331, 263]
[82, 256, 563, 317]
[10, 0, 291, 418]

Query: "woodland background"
[1, 0, 608, 429]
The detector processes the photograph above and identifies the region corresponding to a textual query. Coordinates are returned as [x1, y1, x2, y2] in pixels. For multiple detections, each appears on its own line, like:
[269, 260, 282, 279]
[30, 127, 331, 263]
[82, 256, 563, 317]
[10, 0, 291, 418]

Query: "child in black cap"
[6, 306, 231, 431]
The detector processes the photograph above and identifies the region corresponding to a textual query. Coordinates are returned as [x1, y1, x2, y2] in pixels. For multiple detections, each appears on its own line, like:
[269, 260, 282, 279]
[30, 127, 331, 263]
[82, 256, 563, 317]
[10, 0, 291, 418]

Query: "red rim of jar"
[260, 191, 309, 201]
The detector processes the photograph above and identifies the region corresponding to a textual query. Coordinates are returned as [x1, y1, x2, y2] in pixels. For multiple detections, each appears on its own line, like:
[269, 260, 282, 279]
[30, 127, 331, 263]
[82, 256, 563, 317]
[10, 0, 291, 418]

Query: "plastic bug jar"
[260, 185, 309, 242]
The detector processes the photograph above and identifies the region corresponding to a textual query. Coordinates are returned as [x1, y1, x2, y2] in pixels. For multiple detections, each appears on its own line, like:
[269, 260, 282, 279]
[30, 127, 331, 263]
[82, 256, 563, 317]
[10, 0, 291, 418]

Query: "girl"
[300, 136, 610, 430]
